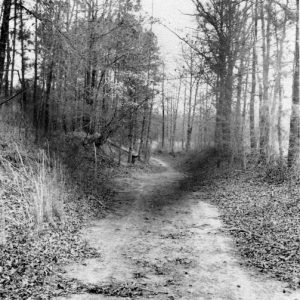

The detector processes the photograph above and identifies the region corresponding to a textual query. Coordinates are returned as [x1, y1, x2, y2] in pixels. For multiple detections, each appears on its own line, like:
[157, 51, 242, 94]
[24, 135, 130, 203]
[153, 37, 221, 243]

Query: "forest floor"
[54, 155, 300, 300]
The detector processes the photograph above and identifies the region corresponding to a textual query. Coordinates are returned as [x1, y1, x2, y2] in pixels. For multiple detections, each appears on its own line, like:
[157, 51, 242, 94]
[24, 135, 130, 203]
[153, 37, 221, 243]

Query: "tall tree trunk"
[4, 32, 10, 97]
[0, 0, 11, 92]
[161, 64, 165, 149]
[19, 1, 27, 112]
[190, 78, 200, 148]
[242, 58, 250, 169]
[287, 0, 300, 167]
[137, 102, 148, 158]
[128, 116, 134, 163]
[222, 60, 234, 154]
[234, 58, 245, 158]
[44, 61, 54, 134]
[259, 0, 271, 160]
[171, 76, 182, 153]
[276, 2, 288, 161]
[250, 0, 258, 151]
[215, 74, 222, 150]
[33, 0, 38, 132]
[182, 82, 187, 150]
[9, 0, 16, 96]
[186, 54, 194, 152]
[145, 85, 154, 162]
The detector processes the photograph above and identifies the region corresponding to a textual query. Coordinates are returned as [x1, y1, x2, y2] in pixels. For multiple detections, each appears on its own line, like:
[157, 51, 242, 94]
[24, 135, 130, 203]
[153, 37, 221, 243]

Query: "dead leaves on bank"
[194, 166, 300, 289]
[0, 222, 100, 299]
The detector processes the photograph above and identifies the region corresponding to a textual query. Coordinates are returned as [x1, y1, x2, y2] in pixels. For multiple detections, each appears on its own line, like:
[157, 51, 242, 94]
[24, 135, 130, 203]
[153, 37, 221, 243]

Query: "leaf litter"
[180, 153, 300, 290]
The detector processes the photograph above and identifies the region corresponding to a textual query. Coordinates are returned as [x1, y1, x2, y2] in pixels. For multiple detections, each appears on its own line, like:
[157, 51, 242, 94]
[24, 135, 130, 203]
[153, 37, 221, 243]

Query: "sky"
[140, 0, 196, 73]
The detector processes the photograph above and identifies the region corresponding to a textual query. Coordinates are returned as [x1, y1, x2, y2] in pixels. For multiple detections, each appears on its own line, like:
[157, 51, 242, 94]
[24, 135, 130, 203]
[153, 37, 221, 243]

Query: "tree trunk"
[182, 82, 187, 150]
[287, 0, 300, 167]
[171, 76, 182, 153]
[9, 0, 16, 96]
[186, 54, 194, 152]
[4, 31, 10, 97]
[145, 89, 154, 162]
[161, 64, 165, 149]
[259, 0, 271, 161]
[276, 2, 288, 161]
[137, 102, 148, 158]
[19, 2, 27, 112]
[0, 0, 12, 92]
[215, 74, 222, 150]
[33, 0, 38, 133]
[190, 78, 200, 149]
[250, 0, 258, 151]
[222, 60, 234, 154]
[234, 58, 245, 158]
[44, 61, 54, 134]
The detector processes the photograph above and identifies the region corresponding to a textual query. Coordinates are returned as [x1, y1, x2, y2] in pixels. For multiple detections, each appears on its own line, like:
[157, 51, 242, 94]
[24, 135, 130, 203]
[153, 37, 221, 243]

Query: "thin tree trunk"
[161, 64, 165, 149]
[0, 191, 5, 246]
[234, 58, 245, 158]
[171, 76, 182, 153]
[0, 0, 11, 92]
[287, 0, 299, 167]
[44, 60, 54, 134]
[242, 58, 250, 169]
[182, 82, 187, 150]
[4, 31, 10, 97]
[145, 85, 154, 162]
[19, 2, 27, 112]
[33, 0, 38, 134]
[259, 0, 271, 160]
[9, 0, 16, 96]
[186, 54, 194, 152]
[250, 0, 258, 151]
[276, 3, 288, 161]
[137, 102, 148, 158]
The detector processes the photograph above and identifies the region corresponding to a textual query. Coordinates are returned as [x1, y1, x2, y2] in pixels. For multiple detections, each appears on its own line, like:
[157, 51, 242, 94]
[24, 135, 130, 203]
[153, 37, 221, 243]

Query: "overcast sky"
[141, 0, 195, 73]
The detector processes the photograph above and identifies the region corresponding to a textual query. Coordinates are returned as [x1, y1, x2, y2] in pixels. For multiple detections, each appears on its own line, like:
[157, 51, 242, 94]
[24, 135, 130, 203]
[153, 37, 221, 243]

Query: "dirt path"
[57, 158, 300, 300]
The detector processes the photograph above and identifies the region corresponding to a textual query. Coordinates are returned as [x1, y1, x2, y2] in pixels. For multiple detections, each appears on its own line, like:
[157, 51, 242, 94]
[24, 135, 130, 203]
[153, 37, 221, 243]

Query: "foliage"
[0, 124, 115, 299]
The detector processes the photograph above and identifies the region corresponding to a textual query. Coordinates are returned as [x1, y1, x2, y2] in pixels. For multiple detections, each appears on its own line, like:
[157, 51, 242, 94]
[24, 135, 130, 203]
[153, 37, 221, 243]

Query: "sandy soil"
[56, 158, 300, 300]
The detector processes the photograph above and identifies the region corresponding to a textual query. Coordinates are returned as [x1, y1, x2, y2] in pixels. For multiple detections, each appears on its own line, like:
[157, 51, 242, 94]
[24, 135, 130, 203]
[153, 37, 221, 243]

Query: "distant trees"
[183, 0, 299, 167]
[0, 0, 299, 167]
[0, 0, 161, 161]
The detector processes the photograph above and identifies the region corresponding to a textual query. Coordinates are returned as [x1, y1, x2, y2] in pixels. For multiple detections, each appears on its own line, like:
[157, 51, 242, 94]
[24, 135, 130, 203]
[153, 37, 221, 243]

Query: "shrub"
[264, 160, 290, 184]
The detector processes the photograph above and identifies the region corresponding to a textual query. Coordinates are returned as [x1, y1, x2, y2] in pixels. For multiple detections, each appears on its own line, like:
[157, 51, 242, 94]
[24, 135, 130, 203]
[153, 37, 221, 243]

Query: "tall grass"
[31, 150, 65, 230]
[0, 128, 66, 240]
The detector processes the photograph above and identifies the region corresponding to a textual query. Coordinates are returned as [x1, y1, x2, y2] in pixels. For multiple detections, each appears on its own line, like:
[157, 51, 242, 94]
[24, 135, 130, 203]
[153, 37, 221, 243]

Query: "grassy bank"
[0, 125, 120, 299]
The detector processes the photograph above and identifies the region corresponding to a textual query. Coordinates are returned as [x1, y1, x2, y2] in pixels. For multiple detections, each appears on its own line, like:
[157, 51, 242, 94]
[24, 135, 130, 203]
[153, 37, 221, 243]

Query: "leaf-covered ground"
[0, 131, 162, 299]
[178, 151, 300, 289]
[0, 133, 119, 299]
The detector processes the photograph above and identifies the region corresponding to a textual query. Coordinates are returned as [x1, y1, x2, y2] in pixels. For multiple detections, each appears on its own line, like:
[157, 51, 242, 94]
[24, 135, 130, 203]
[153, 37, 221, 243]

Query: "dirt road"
[57, 158, 300, 300]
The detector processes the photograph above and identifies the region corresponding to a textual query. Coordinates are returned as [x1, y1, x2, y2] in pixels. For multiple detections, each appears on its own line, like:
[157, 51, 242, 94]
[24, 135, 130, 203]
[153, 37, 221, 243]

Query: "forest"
[0, 0, 299, 299]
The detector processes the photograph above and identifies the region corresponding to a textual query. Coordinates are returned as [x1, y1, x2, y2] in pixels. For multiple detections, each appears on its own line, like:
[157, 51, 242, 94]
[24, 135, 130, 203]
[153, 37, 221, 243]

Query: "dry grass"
[0, 122, 66, 244]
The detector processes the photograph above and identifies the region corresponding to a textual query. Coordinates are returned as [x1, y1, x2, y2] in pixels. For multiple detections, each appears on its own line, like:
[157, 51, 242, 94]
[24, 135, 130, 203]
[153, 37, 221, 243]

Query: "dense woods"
[0, 0, 299, 166]
[0, 0, 160, 163]
[0, 0, 300, 298]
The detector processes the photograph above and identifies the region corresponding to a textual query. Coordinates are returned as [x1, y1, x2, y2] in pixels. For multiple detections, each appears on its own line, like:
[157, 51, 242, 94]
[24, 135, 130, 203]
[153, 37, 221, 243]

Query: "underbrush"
[181, 151, 300, 289]
[0, 124, 116, 299]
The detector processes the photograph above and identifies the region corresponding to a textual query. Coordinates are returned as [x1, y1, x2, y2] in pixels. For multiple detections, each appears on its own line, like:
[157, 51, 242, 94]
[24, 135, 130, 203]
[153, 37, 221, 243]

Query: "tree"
[193, 0, 251, 154]
[250, 0, 258, 151]
[287, 0, 300, 167]
[0, 0, 11, 92]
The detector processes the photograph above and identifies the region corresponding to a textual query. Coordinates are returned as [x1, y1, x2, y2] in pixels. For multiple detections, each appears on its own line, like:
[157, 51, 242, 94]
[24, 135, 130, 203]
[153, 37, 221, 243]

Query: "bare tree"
[287, 0, 300, 167]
